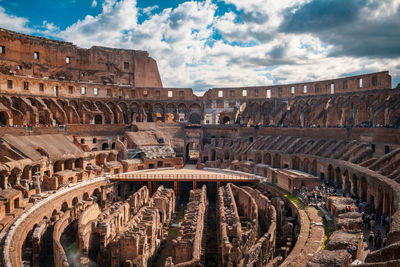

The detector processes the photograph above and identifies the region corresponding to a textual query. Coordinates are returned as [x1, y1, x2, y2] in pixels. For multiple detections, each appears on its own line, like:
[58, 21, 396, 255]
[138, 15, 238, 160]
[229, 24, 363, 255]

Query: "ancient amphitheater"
[0, 27, 399, 267]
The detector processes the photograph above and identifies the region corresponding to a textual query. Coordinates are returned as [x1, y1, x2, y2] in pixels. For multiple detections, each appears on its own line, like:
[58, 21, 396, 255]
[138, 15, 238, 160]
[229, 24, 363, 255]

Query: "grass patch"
[284, 194, 305, 210]
[321, 217, 330, 250]
[168, 228, 178, 237]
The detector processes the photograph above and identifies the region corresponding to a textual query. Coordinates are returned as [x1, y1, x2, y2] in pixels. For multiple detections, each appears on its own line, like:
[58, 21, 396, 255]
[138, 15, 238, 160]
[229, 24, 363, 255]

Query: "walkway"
[110, 165, 261, 183]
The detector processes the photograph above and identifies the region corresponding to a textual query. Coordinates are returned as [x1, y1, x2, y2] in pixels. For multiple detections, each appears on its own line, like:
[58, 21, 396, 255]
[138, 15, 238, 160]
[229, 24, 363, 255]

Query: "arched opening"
[0, 171, 7, 189]
[360, 176, 367, 202]
[102, 143, 109, 150]
[186, 142, 200, 163]
[222, 116, 231, 125]
[264, 153, 272, 165]
[92, 189, 101, 204]
[8, 168, 21, 186]
[311, 160, 317, 176]
[189, 113, 201, 124]
[83, 192, 90, 201]
[303, 158, 310, 173]
[94, 115, 102, 124]
[224, 150, 230, 160]
[143, 103, 153, 122]
[352, 174, 358, 197]
[328, 165, 334, 185]
[335, 167, 342, 189]
[0, 111, 8, 126]
[273, 154, 281, 168]
[72, 197, 79, 207]
[211, 150, 216, 161]
[292, 157, 301, 170]
[75, 158, 83, 169]
[111, 142, 116, 149]
[61, 202, 69, 212]
[343, 170, 351, 195]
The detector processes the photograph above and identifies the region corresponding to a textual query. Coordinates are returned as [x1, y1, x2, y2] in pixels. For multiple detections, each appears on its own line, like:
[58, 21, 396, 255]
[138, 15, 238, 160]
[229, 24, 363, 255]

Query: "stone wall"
[108, 186, 175, 267]
[217, 183, 279, 267]
[167, 185, 207, 266]
[0, 28, 162, 89]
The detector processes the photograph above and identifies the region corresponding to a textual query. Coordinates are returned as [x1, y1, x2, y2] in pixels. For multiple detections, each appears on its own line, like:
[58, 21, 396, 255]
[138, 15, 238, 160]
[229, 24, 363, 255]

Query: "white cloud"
[0, 0, 399, 89]
[91, 0, 98, 8]
[0, 6, 31, 33]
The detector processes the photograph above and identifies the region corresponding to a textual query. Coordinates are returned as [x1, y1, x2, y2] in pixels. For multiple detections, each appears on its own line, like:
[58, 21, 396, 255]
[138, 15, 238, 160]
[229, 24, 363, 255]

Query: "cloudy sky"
[0, 0, 399, 92]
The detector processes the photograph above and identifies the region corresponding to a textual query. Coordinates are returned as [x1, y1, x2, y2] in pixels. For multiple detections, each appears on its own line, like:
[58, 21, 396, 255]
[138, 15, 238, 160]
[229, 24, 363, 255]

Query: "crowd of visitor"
[295, 181, 391, 252]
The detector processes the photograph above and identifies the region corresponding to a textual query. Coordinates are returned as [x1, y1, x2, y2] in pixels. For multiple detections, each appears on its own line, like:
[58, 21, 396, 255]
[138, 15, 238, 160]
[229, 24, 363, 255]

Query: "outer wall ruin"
[0, 28, 400, 267]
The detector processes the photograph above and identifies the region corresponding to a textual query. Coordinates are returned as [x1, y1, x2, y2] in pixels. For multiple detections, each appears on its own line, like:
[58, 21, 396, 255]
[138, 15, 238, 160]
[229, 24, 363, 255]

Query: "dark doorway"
[0, 112, 7, 126]
[189, 113, 201, 124]
[222, 116, 230, 124]
[94, 115, 102, 124]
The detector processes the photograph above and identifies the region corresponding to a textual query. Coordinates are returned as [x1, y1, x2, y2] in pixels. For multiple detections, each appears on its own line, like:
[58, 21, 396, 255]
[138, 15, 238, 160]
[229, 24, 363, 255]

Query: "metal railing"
[110, 173, 259, 181]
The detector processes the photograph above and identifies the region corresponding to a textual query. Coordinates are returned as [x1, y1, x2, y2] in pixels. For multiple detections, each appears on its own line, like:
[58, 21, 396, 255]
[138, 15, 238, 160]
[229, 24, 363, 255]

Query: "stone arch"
[261, 101, 273, 125]
[72, 197, 79, 207]
[273, 153, 281, 168]
[165, 103, 176, 122]
[83, 192, 90, 201]
[221, 115, 231, 125]
[263, 153, 272, 165]
[328, 165, 334, 185]
[54, 160, 63, 173]
[189, 103, 201, 124]
[143, 103, 153, 122]
[224, 150, 230, 160]
[130, 102, 140, 122]
[102, 143, 109, 150]
[351, 174, 358, 197]
[311, 159, 317, 176]
[94, 115, 102, 124]
[61, 202, 69, 213]
[153, 103, 164, 122]
[178, 103, 188, 122]
[92, 188, 101, 203]
[292, 156, 301, 170]
[0, 170, 8, 189]
[211, 149, 216, 161]
[335, 167, 342, 189]
[189, 113, 201, 124]
[343, 170, 351, 195]
[303, 158, 310, 173]
[0, 111, 9, 126]
[360, 176, 367, 202]
[255, 151, 262, 164]
[118, 102, 129, 124]
[75, 158, 83, 169]
[9, 168, 22, 186]
[64, 159, 74, 170]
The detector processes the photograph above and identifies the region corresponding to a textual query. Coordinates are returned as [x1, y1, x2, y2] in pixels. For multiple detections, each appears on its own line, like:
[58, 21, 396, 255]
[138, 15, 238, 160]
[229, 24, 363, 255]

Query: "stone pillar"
[15, 171, 22, 186]
[174, 181, 178, 197]
[148, 181, 153, 196]
[193, 181, 197, 190]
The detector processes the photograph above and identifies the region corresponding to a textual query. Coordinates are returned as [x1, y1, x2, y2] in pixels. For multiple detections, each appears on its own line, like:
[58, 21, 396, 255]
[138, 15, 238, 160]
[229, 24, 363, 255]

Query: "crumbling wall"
[77, 203, 101, 257]
[53, 210, 73, 267]
[168, 185, 208, 266]
[108, 186, 175, 267]
[218, 183, 275, 267]
[243, 186, 277, 266]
